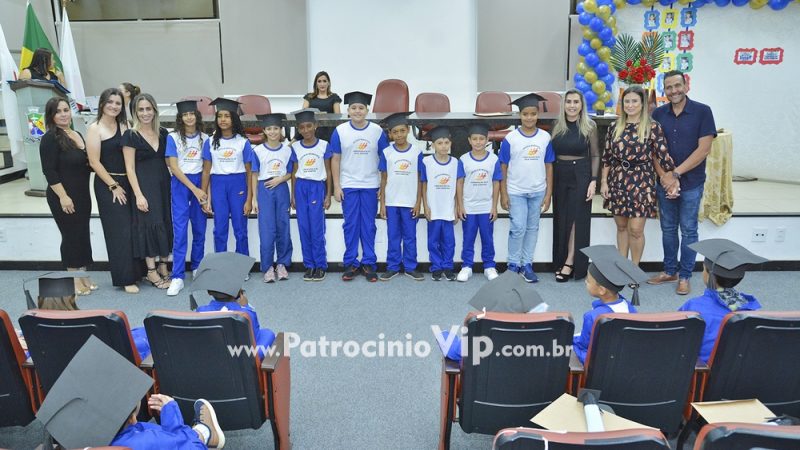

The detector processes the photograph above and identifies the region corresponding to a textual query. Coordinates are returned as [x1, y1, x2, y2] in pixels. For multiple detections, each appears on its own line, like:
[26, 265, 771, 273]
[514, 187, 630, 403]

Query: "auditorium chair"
[373, 79, 409, 113]
[237, 94, 272, 145]
[413, 92, 451, 148]
[475, 91, 513, 149]
[570, 312, 705, 436]
[437, 311, 575, 450]
[0, 309, 35, 427]
[143, 310, 290, 450]
[181, 95, 214, 116]
[693, 422, 800, 450]
[534, 91, 562, 133]
[492, 427, 670, 450]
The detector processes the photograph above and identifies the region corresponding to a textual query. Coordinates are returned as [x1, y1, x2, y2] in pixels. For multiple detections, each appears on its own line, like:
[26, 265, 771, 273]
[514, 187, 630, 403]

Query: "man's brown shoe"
[676, 278, 691, 295]
[647, 272, 679, 285]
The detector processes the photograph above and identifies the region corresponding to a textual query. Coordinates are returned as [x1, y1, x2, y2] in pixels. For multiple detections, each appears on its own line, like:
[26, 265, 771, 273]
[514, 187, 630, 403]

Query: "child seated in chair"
[572, 245, 649, 364]
[678, 239, 766, 363]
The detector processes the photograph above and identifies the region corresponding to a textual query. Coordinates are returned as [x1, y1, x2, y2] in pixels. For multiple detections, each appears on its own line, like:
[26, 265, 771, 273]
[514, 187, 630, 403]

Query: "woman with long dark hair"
[122, 93, 173, 289]
[40, 97, 94, 294]
[550, 89, 599, 281]
[20, 48, 65, 84]
[301, 71, 341, 141]
[119, 82, 141, 119]
[86, 87, 142, 293]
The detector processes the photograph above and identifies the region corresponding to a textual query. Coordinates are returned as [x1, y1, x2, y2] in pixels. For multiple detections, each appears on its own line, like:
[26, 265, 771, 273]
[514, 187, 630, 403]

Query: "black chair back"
[0, 310, 35, 427]
[694, 422, 800, 450]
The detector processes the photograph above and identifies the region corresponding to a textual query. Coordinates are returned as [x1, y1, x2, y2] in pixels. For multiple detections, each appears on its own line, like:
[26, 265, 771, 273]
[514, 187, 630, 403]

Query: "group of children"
[164, 91, 558, 293]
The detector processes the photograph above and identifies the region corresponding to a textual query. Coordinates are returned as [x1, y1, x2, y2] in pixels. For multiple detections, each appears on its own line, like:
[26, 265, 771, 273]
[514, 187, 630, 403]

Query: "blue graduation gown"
[112, 401, 206, 449]
[572, 296, 637, 364]
[196, 300, 276, 352]
[678, 288, 761, 363]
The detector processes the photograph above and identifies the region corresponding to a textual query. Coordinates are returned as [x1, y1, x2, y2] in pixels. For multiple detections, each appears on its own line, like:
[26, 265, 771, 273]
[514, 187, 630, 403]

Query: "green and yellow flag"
[20, 2, 61, 72]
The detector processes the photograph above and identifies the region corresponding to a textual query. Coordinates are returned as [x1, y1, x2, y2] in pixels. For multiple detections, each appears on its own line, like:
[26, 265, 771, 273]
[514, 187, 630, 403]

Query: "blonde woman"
[600, 85, 675, 265]
[122, 93, 173, 289]
[550, 89, 599, 281]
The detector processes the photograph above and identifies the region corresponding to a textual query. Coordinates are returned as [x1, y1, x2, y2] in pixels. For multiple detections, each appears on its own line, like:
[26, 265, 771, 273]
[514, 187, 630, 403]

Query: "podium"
[9, 79, 69, 197]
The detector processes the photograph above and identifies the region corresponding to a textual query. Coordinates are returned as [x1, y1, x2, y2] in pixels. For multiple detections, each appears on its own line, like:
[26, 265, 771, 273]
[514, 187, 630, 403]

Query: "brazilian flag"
[20, 2, 62, 72]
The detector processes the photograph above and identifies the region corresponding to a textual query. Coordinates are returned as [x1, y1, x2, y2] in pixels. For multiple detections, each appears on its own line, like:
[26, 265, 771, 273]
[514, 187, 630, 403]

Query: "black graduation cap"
[581, 245, 649, 306]
[511, 93, 546, 111]
[467, 122, 490, 137]
[209, 97, 242, 114]
[293, 109, 317, 124]
[689, 239, 768, 279]
[343, 91, 373, 106]
[175, 100, 198, 115]
[35, 335, 153, 449]
[428, 126, 451, 142]
[468, 271, 545, 313]
[384, 111, 413, 130]
[256, 113, 287, 128]
[23, 271, 88, 310]
[189, 252, 255, 310]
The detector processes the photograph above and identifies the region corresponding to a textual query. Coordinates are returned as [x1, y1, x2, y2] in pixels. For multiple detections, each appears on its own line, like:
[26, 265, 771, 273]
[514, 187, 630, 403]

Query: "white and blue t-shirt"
[460, 151, 502, 215]
[420, 155, 465, 221]
[202, 134, 253, 175]
[290, 138, 331, 182]
[379, 143, 422, 208]
[498, 128, 555, 195]
[329, 121, 390, 189]
[165, 131, 208, 175]
[251, 142, 293, 181]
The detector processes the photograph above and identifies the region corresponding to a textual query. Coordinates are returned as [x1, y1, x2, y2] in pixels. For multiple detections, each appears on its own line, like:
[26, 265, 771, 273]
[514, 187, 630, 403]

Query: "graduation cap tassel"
[630, 284, 640, 306]
[189, 294, 198, 311]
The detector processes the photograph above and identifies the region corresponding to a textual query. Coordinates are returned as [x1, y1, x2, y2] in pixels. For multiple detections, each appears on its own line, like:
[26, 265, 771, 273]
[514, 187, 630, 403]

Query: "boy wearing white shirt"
[420, 126, 465, 281]
[330, 91, 390, 282]
[457, 123, 502, 282]
[378, 113, 424, 281]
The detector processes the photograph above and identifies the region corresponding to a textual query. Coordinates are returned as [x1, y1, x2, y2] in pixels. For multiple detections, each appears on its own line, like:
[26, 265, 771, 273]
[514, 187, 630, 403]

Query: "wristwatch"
[673, 171, 682, 179]
[108, 183, 120, 191]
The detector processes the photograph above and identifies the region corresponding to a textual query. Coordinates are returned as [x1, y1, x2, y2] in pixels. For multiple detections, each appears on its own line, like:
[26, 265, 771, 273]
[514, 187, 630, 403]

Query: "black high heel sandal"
[146, 269, 170, 289]
[555, 264, 574, 283]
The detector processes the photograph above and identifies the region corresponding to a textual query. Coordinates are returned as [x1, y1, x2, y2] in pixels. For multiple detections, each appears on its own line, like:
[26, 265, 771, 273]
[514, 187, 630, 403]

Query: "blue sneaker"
[522, 264, 538, 283]
[507, 263, 521, 274]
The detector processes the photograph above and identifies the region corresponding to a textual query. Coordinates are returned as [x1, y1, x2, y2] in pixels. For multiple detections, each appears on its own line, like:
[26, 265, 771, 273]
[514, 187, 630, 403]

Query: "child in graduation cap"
[250, 113, 293, 283]
[572, 245, 649, 364]
[166, 100, 209, 296]
[457, 122, 502, 282]
[499, 93, 555, 283]
[378, 112, 424, 281]
[290, 109, 333, 281]
[201, 98, 253, 257]
[420, 126, 465, 281]
[678, 239, 766, 363]
[329, 91, 390, 282]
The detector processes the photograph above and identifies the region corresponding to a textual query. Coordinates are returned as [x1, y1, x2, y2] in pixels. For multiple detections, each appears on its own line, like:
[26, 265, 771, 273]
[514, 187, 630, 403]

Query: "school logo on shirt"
[353, 139, 371, 154]
[221, 149, 235, 158]
[304, 158, 317, 167]
[471, 170, 489, 184]
[268, 159, 283, 174]
[523, 145, 541, 160]
[393, 159, 413, 175]
[185, 148, 199, 159]
[434, 174, 452, 189]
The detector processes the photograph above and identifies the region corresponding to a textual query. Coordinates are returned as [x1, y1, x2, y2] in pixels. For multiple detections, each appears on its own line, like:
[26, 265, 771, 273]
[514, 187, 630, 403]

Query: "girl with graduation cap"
[165, 100, 209, 296]
[201, 98, 254, 257]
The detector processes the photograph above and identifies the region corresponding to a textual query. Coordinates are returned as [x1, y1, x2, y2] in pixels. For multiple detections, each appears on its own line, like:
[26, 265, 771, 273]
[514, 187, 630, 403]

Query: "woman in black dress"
[550, 89, 599, 281]
[87, 88, 142, 293]
[600, 85, 675, 265]
[40, 97, 95, 294]
[301, 71, 341, 141]
[122, 93, 173, 289]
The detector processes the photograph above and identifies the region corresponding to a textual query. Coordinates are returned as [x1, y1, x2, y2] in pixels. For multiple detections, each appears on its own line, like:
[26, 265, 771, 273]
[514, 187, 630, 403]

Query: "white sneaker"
[484, 267, 499, 281]
[192, 269, 198, 278]
[456, 267, 473, 282]
[167, 278, 185, 296]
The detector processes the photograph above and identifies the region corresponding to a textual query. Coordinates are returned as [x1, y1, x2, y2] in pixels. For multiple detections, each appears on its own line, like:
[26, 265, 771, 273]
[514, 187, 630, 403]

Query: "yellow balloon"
[597, 46, 611, 61]
[583, 0, 598, 13]
[590, 38, 603, 50]
[592, 80, 606, 95]
[749, 0, 768, 7]
[597, 5, 611, 20]
[678, 0, 692, 4]
[593, 100, 606, 112]
[607, 16, 616, 27]
[583, 29, 596, 40]
[601, 91, 612, 102]
[612, 25, 618, 35]
[576, 62, 588, 75]
[614, 0, 626, 9]
[642, 0, 656, 6]
[584, 71, 598, 84]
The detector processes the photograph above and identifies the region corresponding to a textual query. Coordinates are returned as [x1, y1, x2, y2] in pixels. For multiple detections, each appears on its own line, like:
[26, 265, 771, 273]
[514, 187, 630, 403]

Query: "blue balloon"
[602, 73, 616, 86]
[586, 52, 600, 68]
[610, 3, 617, 14]
[603, 37, 616, 47]
[732, 0, 748, 6]
[714, 0, 731, 5]
[628, 0, 642, 4]
[584, 91, 598, 105]
[769, 0, 790, 10]
[578, 12, 592, 26]
[590, 17, 605, 32]
[606, 99, 614, 108]
[599, 27, 613, 41]
[595, 62, 610, 77]
[659, 0, 672, 5]
[578, 43, 591, 56]
[576, 2, 584, 13]
[576, 81, 591, 93]
[575, 73, 585, 84]
[598, 0, 613, 5]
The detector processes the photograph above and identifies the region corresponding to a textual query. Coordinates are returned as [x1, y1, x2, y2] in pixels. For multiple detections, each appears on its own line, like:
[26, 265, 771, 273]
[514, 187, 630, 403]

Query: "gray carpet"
[0, 269, 798, 450]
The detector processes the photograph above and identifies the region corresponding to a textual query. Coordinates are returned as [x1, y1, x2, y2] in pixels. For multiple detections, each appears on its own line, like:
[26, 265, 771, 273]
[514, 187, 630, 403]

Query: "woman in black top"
[40, 97, 94, 294]
[301, 71, 341, 141]
[550, 89, 600, 281]
[122, 93, 173, 290]
[87, 87, 142, 293]
[19, 48, 65, 84]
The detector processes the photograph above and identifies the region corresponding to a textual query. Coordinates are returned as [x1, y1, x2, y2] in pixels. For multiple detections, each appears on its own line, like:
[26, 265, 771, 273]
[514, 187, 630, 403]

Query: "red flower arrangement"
[618, 58, 657, 85]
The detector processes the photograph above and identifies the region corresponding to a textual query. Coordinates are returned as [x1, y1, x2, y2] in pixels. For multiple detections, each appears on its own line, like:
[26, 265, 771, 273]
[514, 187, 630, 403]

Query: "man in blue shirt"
[649, 70, 717, 295]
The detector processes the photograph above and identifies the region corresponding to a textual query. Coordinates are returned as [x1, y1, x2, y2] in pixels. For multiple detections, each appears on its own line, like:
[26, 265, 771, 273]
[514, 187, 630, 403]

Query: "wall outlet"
[775, 227, 786, 243]
[751, 227, 768, 243]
